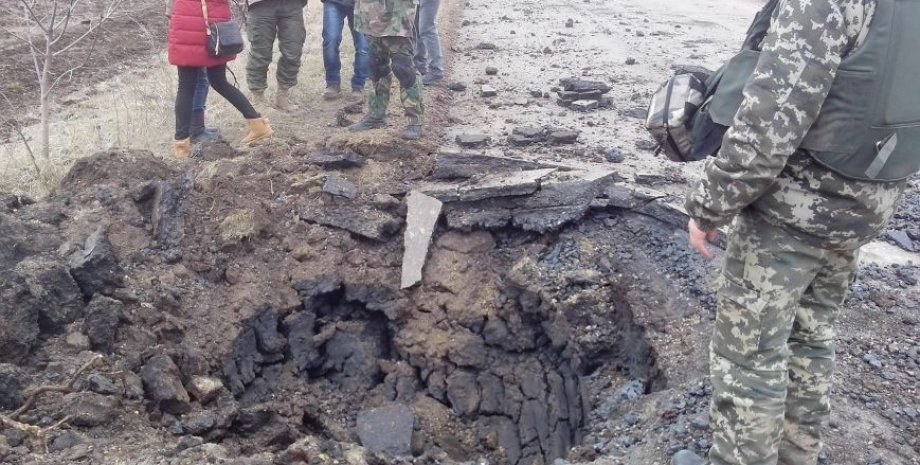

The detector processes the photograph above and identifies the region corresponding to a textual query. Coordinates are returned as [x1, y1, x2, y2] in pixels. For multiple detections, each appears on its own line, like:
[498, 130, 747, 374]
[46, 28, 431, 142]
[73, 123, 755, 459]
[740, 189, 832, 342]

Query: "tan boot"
[250, 89, 268, 107]
[174, 138, 191, 159]
[274, 87, 298, 111]
[241, 117, 274, 145]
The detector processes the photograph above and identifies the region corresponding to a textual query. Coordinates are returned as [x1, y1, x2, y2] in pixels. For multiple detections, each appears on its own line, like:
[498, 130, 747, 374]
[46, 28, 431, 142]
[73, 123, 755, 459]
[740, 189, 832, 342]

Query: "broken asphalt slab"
[432, 151, 555, 179]
[418, 168, 557, 203]
[401, 192, 443, 289]
[299, 204, 403, 242]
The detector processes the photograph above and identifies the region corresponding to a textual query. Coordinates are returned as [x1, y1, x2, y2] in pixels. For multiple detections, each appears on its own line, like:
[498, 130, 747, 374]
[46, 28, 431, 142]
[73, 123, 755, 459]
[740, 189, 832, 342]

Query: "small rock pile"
[556, 78, 614, 111]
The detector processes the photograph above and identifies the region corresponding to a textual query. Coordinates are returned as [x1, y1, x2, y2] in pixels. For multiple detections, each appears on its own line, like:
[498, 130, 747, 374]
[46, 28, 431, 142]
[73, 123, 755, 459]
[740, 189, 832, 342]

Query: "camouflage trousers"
[366, 36, 424, 122]
[246, 0, 307, 91]
[709, 212, 859, 465]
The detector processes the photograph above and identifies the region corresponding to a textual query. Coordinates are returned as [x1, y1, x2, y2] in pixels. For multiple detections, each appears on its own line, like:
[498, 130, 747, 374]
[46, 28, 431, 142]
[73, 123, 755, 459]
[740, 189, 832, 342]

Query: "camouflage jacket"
[685, 0, 907, 250]
[355, 0, 418, 38]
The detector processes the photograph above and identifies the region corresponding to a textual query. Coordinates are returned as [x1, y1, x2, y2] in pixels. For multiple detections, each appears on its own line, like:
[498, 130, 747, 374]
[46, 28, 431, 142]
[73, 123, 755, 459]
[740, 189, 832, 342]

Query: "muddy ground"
[1, 0, 919, 465]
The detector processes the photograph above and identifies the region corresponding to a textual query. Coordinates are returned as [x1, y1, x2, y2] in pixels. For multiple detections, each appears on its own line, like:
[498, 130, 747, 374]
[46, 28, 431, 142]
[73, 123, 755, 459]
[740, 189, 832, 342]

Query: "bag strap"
[200, 0, 211, 35]
[741, 0, 780, 51]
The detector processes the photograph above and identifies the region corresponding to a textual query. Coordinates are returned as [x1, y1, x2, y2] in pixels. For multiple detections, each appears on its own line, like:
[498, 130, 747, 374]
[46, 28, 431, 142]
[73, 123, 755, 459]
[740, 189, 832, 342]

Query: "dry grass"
[0, 1, 361, 197]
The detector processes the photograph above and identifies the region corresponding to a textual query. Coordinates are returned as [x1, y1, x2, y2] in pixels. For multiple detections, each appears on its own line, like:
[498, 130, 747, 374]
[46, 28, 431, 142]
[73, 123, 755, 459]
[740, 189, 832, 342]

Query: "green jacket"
[355, 0, 418, 38]
[685, 0, 908, 250]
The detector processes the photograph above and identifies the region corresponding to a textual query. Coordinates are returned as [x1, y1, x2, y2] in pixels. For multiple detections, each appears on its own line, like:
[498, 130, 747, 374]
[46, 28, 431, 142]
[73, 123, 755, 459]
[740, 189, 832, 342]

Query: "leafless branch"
[50, 31, 101, 91]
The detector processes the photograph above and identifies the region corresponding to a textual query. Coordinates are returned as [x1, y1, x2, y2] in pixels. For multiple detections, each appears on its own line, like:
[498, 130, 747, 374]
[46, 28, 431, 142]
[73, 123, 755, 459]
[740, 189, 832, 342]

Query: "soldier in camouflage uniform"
[682, 0, 912, 464]
[348, 0, 425, 140]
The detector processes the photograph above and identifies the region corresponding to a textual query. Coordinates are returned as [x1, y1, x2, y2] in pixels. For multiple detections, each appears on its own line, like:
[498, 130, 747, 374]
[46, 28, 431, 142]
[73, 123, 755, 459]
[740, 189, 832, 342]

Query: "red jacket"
[168, 0, 236, 67]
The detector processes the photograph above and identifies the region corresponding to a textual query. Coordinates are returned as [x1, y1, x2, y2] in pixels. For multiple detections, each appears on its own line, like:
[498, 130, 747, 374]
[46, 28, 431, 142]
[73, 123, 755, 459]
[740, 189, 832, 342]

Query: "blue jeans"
[322, 1, 369, 89]
[193, 68, 209, 112]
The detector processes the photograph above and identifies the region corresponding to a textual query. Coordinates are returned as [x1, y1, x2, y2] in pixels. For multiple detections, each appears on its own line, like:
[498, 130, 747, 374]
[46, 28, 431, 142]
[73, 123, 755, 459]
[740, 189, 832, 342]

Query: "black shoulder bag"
[200, 0, 244, 57]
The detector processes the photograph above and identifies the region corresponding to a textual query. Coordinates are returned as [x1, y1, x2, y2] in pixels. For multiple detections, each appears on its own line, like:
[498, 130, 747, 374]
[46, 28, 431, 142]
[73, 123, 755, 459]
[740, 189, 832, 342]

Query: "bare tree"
[0, 0, 125, 162]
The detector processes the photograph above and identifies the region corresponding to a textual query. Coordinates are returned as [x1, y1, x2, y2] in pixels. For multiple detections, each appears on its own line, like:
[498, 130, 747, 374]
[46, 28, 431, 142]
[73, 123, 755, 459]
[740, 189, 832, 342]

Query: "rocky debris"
[48, 431, 86, 453]
[635, 139, 659, 151]
[556, 78, 613, 111]
[65, 392, 119, 427]
[401, 192, 443, 289]
[299, 149, 366, 169]
[66, 331, 91, 350]
[509, 127, 547, 146]
[0, 274, 41, 363]
[625, 57, 637, 65]
[672, 449, 707, 465]
[69, 227, 125, 298]
[619, 107, 647, 119]
[887, 230, 917, 252]
[299, 204, 403, 242]
[481, 85, 498, 98]
[141, 354, 191, 415]
[456, 133, 491, 148]
[565, 18, 575, 28]
[420, 168, 556, 203]
[0, 211, 61, 271]
[436, 231, 496, 254]
[323, 175, 359, 199]
[187, 376, 224, 404]
[14, 257, 84, 333]
[0, 364, 24, 409]
[357, 403, 415, 457]
[182, 410, 219, 436]
[87, 374, 119, 395]
[448, 82, 468, 92]
[475, 42, 498, 50]
[485, 66, 499, 75]
[431, 152, 552, 179]
[132, 173, 193, 250]
[0, 192, 35, 212]
[83, 295, 123, 352]
[604, 148, 626, 163]
[548, 129, 580, 145]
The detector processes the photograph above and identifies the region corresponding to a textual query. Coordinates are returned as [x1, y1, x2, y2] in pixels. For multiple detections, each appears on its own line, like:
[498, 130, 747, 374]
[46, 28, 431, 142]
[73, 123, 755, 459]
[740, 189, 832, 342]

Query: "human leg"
[174, 66, 201, 157]
[708, 212, 827, 465]
[322, 1, 347, 91]
[190, 69, 220, 143]
[387, 36, 424, 138]
[346, 8, 369, 91]
[413, 7, 427, 75]
[349, 36, 391, 131]
[246, 1, 278, 93]
[777, 249, 857, 465]
[206, 66, 273, 144]
[275, 0, 307, 90]
[417, 0, 443, 81]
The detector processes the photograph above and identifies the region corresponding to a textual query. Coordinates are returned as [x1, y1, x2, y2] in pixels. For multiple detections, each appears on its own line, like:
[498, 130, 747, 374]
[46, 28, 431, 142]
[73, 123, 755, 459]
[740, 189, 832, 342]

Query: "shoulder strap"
[741, 0, 780, 51]
[200, 0, 211, 34]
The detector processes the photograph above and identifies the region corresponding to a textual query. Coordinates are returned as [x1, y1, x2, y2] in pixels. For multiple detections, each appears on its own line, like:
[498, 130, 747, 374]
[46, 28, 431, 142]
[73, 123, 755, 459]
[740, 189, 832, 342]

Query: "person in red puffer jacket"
[167, 0, 274, 158]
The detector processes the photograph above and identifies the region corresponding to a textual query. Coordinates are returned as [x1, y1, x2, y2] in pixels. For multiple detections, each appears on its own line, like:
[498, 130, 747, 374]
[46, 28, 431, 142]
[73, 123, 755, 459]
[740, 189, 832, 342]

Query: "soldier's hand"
[688, 219, 719, 261]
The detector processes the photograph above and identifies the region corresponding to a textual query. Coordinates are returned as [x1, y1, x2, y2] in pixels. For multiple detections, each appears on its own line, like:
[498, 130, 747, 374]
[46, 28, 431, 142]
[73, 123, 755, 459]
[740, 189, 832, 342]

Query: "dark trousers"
[175, 66, 259, 140]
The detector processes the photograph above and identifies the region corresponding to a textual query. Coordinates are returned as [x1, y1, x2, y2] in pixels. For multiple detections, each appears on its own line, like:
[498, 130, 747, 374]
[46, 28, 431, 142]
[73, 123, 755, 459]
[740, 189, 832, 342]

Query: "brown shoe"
[250, 89, 268, 107]
[323, 84, 341, 100]
[274, 87, 299, 111]
[241, 117, 274, 145]
[174, 138, 191, 159]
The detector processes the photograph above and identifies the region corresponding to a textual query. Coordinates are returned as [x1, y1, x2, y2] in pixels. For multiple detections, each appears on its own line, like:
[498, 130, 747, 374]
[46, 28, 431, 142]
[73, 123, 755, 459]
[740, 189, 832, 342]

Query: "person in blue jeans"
[190, 69, 220, 143]
[321, 0, 369, 100]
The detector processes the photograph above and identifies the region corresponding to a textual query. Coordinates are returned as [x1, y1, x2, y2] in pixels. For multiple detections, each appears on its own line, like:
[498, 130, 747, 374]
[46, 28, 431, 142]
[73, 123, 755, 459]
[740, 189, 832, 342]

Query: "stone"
[888, 230, 916, 252]
[448, 82, 468, 92]
[69, 227, 125, 298]
[285, 311, 320, 373]
[0, 364, 24, 410]
[559, 78, 611, 94]
[570, 100, 599, 111]
[14, 258, 84, 333]
[436, 231, 496, 253]
[485, 66, 499, 75]
[300, 149, 365, 169]
[548, 129, 580, 145]
[401, 192, 443, 289]
[0, 274, 40, 363]
[619, 107, 647, 119]
[141, 354, 191, 415]
[604, 148, 626, 163]
[513, 126, 546, 139]
[481, 85, 498, 98]
[432, 152, 551, 180]
[371, 193, 401, 211]
[456, 134, 491, 148]
[565, 18, 574, 27]
[49, 431, 86, 453]
[187, 376, 224, 404]
[635, 139, 659, 151]
[625, 57, 637, 65]
[323, 174, 358, 199]
[357, 403, 415, 457]
[65, 392, 118, 427]
[299, 204, 402, 242]
[83, 294, 123, 352]
[66, 331, 91, 350]
[475, 42, 498, 50]
[88, 374, 119, 395]
[446, 370, 481, 417]
[183, 411, 218, 436]
[460, 169, 557, 202]
[672, 449, 707, 465]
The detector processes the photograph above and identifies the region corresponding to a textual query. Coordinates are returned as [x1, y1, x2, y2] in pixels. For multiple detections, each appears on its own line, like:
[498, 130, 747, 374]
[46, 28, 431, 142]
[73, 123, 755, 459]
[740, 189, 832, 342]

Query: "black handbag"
[200, 0, 244, 57]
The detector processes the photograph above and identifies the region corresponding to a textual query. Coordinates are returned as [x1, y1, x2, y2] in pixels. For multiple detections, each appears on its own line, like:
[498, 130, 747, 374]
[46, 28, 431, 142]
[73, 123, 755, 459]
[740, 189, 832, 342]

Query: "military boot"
[348, 114, 387, 132]
[671, 450, 707, 465]
[241, 117, 274, 145]
[250, 89, 268, 107]
[400, 115, 423, 140]
[274, 87, 299, 111]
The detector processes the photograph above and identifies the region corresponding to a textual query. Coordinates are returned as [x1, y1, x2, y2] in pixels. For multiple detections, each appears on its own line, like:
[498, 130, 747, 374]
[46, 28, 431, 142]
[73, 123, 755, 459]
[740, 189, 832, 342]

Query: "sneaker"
[348, 114, 387, 132]
[422, 74, 444, 86]
[323, 84, 342, 100]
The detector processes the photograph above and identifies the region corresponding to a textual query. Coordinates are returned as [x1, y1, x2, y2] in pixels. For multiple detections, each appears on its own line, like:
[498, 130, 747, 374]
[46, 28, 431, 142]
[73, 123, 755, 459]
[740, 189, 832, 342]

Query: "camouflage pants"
[246, 0, 307, 91]
[366, 36, 424, 121]
[709, 212, 858, 465]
